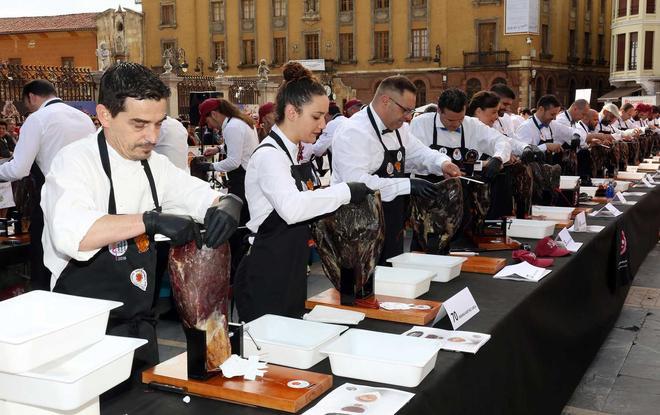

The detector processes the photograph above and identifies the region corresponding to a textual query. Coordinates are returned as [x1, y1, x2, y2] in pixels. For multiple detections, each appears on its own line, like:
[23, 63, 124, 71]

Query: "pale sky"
[2, 1, 142, 18]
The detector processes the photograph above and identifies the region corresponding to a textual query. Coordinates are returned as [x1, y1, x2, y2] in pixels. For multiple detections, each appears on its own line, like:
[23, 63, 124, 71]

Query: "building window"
[162, 40, 176, 59]
[211, 1, 224, 22]
[644, 31, 654, 69]
[541, 24, 550, 54]
[617, 0, 627, 17]
[586, 0, 592, 13]
[242, 39, 256, 64]
[546, 77, 556, 95]
[160, 3, 176, 26]
[414, 80, 426, 108]
[305, 33, 319, 59]
[600, 0, 606, 16]
[648, 0, 656, 13]
[571, 0, 577, 10]
[411, 29, 428, 58]
[492, 77, 507, 86]
[584, 32, 591, 59]
[273, 0, 286, 16]
[569, 30, 577, 57]
[273, 37, 287, 64]
[340, 0, 353, 12]
[8, 58, 21, 65]
[304, 0, 319, 13]
[376, 0, 389, 9]
[213, 41, 225, 62]
[61, 57, 74, 68]
[339, 33, 354, 62]
[616, 33, 625, 70]
[466, 78, 482, 100]
[242, 0, 255, 19]
[629, 32, 638, 70]
[412, 0, 426, 6]
[630, 0, 639, 14]
[374, 31, 389, 59]
[597, 34, 605, 61]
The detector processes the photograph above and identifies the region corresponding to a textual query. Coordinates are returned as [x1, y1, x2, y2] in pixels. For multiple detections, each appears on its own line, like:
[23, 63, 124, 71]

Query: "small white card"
[302, 383, 414, 415]
[494, 261, 552, 283]
[573, 211, 587, 232]
[604, 202, 623, 216]
[646, 174, 657, 184]
[614, 192, 627, 203]
[557, 227, 583, 252]
[401, 326, 491, 354]
[435, 287, 479, 330]
[641, 177, 655, 188]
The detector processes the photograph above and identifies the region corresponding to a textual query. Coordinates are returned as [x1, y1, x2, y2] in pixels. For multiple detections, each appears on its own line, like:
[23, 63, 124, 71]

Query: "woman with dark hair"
[466, 91, 501, 127]
[234, 62, 371, 322]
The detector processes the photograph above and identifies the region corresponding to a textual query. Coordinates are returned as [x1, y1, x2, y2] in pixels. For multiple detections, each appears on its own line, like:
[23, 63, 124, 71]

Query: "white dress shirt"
[41, 131, 220, 285]
[301, 114, 345, 162]
[555, 110, 588, 147]
[212, 117, 259, 172]
[510, 113, 526, 131]
[0, 97, 95, 182]
[493, 113, 516, 138]
[245, 125, 351, 233]
[331, 104, 451, 202]
[515, 115, 577, 151]
[154, 116, 188, 171]
[409, 112, 511, 162]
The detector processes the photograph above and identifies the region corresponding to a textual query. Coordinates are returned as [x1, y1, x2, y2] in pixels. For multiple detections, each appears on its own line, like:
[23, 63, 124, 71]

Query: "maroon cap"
[535, 237, 571, 257]
[198, 98, 221, 127]
[344, 99, 362, 113]
[512, 250, 554, 267]
[258, 102, 275, 123]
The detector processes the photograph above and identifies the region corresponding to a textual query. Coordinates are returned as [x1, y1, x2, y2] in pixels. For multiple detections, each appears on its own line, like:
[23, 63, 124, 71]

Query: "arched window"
[535, 77, 544, 105]
[466, 78, 482, 100]
[414, 80, 427, 107]
[597, 79, 605, 100]
[546, 77, 556, 95]
[373, 80, 382, 93]
[491, 77, 507, 86]
[568, 78, 577, 103]
[584, 78, 592, 89]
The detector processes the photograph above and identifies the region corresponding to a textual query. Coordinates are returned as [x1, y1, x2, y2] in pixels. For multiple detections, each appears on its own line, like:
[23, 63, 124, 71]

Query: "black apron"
[54, 131, 160, 368]
[234, 130, 320, 323]
[534, 116, 562, 165]
[419, 114, 474, 181]
[29, 98, 62, 291]
[366, 108, 407, 265]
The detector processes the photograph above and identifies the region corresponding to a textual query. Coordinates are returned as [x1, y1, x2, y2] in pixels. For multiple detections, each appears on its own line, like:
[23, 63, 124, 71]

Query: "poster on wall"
[622, 95, 658, 106]
[505, 0, 540, 35]
[575, 89, 592, 102]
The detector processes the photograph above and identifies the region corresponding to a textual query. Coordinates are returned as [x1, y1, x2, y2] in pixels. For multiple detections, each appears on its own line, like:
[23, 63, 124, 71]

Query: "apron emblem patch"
[306, 179, 314, 190]
[396, 151, 403, 161]
[439, 147, 447, 155]
[386, 162, 394, 175]
[108, 240, 128, 257]
[453, 148, 463, 161]
[394, 161, 402, 172]
[134, 234, 150, 253]
[130, 268, 148, 291]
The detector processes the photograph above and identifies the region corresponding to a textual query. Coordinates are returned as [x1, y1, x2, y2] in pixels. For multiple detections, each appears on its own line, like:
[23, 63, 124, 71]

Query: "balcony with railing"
[463, 50, 510, 67]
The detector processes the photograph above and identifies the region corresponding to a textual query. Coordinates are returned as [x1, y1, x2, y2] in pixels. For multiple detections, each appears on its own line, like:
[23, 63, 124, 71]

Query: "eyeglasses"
[386, 96, 416, 116]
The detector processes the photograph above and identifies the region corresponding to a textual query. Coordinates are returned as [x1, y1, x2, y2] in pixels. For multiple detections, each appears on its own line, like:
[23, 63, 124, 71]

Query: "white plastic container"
[653, 156, 660, 162]
[0, 397, 99, 415]
[614, 181, 632, 192]
[243, 315, 347, 369]
[0, 336, 146, 411]
[559, 176, 580, 190]
[616, 171, 647, 181]
[590, 178, 610, 186]
[625, 166, 639, 173]
[507, 219, 556, 239]
[387, 253, 467, 282]
[374, 266, 434, 299]
[0, 291, 122, 374]
[320, 329, 442, 387]
[580, 186, 599, 197]
[637, 163, 659, 171]
[531, 205, 574, 221]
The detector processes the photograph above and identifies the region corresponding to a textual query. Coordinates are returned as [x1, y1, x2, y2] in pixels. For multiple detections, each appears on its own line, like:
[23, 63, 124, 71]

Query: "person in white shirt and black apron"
[42, 63, 241, 369]
[332, 76, 461, 265]
[234, 62, 371, 323]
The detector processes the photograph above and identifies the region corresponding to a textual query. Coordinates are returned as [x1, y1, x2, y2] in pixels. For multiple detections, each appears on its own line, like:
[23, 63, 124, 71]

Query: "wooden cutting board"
[571, 207, 593, 218]
[553, 219, 574, 229]
[305, 288, 441, 325]
[460, 256, 507, 274]
[142, 353, 332, 413]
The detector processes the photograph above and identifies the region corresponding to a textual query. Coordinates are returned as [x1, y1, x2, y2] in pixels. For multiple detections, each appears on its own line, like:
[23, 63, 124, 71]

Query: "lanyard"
[564, 110, 574, 127]
[367, 106, 403, 151]
[532, 116, 553, 142]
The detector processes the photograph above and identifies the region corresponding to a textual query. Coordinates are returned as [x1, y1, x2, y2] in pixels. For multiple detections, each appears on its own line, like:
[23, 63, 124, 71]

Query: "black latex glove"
[521, 146, 535, 163]
[204, 194, 242, 248]
[531, 145, 546, 163]
[570, 134, 581, 150]
[410, 178, 439, 199]
[346, 182, 374, 204]
[481, 157, 503, 182]
[198, 162, 215, 172]
[143, 211, 202, 248]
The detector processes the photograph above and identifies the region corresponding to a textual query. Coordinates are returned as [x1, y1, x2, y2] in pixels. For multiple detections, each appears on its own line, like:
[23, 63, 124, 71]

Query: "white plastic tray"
[0, 291, 122, 373]
[616, 171, 646, 181]
[580, 186, 599, 197]
[243, 315, 347, 369]
[320, 329, 442, 387]
[0, 335, 145, 411]
[507, 219, 556, 239]
[637, 163, 659, 171]
[559, 176, 580, 189]
[531, 205, 574, 221]
[614, 181, 631, 192]
[375, 266, 434, 299]
[0, 397, 99, 415]
[625, 166, 639, 172]
[387, 253, 467, 282]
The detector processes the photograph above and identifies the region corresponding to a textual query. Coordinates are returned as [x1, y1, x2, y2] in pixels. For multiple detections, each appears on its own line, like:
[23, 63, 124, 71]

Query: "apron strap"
[267, 131, 296, 165]
[367, 106, 404, 151]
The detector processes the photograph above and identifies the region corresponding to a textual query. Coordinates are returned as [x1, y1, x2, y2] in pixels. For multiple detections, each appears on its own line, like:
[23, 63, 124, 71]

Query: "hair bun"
[282, 61, 311, 83]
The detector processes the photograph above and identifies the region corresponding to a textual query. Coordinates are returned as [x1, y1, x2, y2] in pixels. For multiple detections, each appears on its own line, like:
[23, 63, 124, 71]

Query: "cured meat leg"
[169, 241, 231, 372]
[312, 193, 384, 306]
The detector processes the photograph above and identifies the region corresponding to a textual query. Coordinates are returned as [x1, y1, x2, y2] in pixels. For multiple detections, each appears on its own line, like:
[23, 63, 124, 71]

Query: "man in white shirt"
[490, 83, 518, 138]
[41, 62, 241, 368]
[332, 76, 460, 264]
[154, 116, 189, 171]
[0, 80, 95, 290]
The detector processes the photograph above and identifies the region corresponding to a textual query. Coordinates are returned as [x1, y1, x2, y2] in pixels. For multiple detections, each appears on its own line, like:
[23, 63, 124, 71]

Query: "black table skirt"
[102, 185, 660, 415]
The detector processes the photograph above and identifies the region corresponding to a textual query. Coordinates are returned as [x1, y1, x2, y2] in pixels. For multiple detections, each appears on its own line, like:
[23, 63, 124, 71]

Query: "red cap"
[198, 98, 221, 127]
[344, 99, 362, 113]
[535, 237, 571, 257]
[258, 102, 275, 123]
[512, 250, 554, 267]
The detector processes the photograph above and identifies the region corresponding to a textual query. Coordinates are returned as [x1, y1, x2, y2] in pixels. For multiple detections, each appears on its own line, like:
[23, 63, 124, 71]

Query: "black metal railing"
[228, 78, 260, 105]
[177, 75, 217, 121]
[463, 50, 510, 67]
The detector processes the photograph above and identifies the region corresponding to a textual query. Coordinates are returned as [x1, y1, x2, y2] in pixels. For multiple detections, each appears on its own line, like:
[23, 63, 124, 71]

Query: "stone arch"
[534, 76, 545, 106]
[466, 78, 482, 100]
[413, 79, 428, 107]
[568, 78, 577, 103]
[491, 76, 507, 86]
[546, 76, 557, 95]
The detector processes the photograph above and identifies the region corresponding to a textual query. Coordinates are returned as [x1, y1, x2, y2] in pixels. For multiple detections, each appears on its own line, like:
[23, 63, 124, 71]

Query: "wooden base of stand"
[472, 235, 521, 250]
[142, 353, 332, 414]
[461, 256, 507, 274]
[572, 207, 593, 218]
[305, 289, 441, 325]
